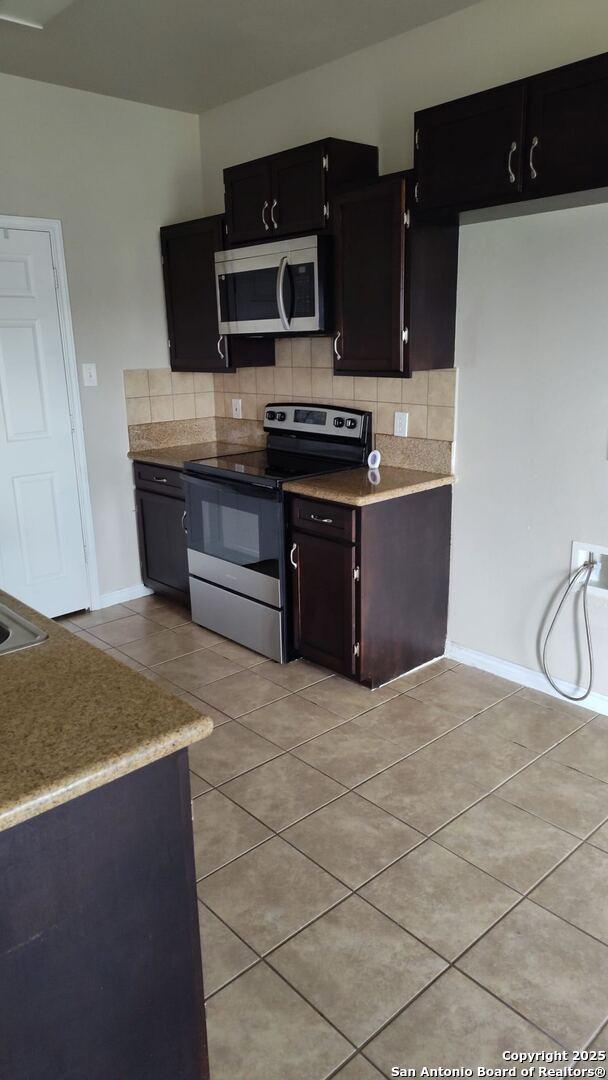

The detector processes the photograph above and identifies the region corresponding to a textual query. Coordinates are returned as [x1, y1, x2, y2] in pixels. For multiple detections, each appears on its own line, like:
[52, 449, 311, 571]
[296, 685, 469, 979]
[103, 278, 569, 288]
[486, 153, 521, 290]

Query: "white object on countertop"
[367, 449, 381, 469]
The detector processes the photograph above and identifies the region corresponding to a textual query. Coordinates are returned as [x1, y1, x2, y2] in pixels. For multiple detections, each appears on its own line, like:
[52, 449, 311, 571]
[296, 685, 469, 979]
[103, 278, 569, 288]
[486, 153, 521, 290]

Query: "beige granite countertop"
[128, 441, 258, 470]
[0, 592, 213, 832]
[283, 465, 455, 506]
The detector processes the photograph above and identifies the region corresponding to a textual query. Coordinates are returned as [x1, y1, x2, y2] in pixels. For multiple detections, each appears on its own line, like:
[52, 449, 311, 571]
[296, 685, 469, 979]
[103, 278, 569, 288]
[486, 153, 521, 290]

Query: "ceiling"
[0, 0, 481, 113]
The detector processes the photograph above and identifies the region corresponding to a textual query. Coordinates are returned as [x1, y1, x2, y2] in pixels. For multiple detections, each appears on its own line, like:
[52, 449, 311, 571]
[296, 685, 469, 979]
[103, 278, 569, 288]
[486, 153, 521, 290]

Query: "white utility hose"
[541, 560, 596, 702]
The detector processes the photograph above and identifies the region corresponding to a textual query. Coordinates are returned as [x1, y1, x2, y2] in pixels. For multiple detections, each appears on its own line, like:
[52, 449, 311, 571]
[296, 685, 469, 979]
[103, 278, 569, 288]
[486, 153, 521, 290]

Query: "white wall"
[450, 204, 608, 696]
[198, 0, 608, 212]
[0, 73, 202, 599]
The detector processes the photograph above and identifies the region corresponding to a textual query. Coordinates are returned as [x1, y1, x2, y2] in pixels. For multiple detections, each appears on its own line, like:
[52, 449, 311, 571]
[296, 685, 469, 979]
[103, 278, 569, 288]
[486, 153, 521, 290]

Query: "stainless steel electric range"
[182, 403, 372, 662]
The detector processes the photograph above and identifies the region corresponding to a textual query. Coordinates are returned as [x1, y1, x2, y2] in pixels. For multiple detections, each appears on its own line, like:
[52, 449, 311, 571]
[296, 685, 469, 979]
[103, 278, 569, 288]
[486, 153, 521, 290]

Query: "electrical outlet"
[231, 398, 242, 420]
[393, 411, 409, 437]
[82, 362, 97, 387]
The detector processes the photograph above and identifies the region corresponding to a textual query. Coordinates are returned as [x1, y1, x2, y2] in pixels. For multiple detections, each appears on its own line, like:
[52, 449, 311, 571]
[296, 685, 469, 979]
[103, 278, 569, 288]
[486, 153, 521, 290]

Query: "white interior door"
[0, 226, 89, 617]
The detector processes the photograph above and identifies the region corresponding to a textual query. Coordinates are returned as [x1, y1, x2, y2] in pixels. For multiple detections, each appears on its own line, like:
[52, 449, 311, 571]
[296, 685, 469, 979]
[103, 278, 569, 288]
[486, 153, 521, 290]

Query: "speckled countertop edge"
[0, 592, 213, 833]
[283, 466, 455, 506]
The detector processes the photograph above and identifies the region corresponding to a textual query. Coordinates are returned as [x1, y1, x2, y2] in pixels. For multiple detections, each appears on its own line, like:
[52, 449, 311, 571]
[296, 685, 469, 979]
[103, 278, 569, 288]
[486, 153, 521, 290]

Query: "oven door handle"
[181, 472, 281, 503]
[276, 256, 291, 331]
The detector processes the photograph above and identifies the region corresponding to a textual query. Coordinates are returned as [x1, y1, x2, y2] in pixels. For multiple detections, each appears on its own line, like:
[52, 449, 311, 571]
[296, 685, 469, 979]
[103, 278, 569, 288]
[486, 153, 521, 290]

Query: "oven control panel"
[264, 403, 368, 440]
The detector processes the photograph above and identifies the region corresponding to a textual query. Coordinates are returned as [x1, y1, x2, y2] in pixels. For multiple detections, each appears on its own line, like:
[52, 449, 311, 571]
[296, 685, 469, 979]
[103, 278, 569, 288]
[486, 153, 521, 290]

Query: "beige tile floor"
[59, 595, 608, 1079]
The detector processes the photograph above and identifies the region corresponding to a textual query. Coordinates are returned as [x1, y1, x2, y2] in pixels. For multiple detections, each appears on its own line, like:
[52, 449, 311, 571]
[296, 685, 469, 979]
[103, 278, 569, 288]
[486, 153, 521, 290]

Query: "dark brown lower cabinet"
[134, 462, 189, 604]
[289, 485, 451, 689]
[291, 528, 357, 676]
[0, 752, 208, 1080]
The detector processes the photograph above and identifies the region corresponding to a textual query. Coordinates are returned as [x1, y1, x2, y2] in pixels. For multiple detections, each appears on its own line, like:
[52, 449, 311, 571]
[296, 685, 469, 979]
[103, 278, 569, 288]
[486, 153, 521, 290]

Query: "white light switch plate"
[231, 398, 242, 419]
[82, 362, 97, 387]
[393, 411, 408, 437]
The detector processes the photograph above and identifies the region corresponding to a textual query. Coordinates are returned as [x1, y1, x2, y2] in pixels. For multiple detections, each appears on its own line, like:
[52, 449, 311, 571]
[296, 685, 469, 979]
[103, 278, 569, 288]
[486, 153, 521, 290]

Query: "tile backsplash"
[124, 337, 456, 445]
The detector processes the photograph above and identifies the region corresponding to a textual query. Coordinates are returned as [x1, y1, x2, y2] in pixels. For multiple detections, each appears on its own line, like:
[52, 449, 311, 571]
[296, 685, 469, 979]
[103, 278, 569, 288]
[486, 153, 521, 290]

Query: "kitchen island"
[0, 591, 213, 1080]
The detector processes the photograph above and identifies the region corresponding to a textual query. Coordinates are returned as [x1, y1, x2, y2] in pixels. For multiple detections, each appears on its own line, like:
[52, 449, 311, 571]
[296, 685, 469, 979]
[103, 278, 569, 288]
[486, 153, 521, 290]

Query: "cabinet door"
[414, 83, 526, 211]
[334, 177, 406, 375]
[136, 490, 189, 602]
[224, 159, 273, 244]
[270, 144, 327, 236]
[291, 530, 356, 676]
[524, 53, 608, 199]
[161, 216, 230, 372]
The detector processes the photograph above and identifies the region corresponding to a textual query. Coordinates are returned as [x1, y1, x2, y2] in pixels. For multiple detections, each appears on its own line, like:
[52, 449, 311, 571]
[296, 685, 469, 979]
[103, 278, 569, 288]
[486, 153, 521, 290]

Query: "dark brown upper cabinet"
[524, 52, 608, 199]
[270, 144, 328, 236]
[414, 83, 526, 212]
[223, 159, 273, 244]
[160, 215, 274, 372]
[414, 51, 608, 214]
[333, 173, 458, 377]
[223, 138, 378, 246]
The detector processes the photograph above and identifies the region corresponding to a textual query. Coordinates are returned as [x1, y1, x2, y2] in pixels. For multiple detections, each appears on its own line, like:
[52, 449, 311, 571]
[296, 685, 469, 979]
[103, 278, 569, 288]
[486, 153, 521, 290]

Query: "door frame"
[0, 215, 99, 610]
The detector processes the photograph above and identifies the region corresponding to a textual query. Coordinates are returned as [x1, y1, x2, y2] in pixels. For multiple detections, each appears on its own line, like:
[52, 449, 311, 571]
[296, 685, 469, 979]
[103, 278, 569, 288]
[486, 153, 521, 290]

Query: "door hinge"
[168, 338, 171, 350]
[415, 127, 420, 151]
[69, 413, 76, 434]
[403, 210, 410, 228]
[402, 327, 409, 344]
[52, 266, 59, 290]
[82, 541, 88, 565]
[353, 566, 360, 582]
[322, 153, 329, 171]
[323, 202, 330, 220]
[353, 641, 360, 658]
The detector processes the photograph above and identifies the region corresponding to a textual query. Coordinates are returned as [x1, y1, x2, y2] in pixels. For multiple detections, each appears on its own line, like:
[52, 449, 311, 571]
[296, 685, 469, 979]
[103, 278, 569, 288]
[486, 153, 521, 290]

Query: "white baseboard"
[446, 640, 608, 717]
[96, 583, 153, 610]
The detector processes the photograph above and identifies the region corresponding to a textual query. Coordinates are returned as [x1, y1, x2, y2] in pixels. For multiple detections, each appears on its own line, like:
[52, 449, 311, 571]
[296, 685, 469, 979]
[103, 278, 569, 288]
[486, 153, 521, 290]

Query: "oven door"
[184, 474, 283, 607]
[215, 238, 321, 335]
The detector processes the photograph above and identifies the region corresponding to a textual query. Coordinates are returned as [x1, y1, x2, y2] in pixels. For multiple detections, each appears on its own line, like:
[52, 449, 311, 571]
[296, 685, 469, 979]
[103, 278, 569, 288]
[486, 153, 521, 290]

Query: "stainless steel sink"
[0, 601, 48, 656]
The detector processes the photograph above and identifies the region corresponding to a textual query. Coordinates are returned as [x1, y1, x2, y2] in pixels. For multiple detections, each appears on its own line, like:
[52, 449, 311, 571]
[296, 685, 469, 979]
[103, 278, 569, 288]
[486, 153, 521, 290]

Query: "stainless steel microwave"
[214, 234, 331, 335]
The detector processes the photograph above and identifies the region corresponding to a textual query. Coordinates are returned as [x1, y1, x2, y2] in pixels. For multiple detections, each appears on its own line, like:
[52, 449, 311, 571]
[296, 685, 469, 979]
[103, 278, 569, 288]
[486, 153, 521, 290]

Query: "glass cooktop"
[186, 450, 354, 487]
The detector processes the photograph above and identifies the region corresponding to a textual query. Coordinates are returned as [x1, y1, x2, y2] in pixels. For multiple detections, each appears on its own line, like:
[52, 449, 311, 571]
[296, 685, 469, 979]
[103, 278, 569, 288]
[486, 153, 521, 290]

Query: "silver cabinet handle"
[507, 140, 517, 183]
[333, 331, 342, 361]
[152, 475, 168, 483]
[289, 542, 298, 569]
[276, 256, 290, 331]
[529, 136, 539, 179]
[414, 180, 420, 203]
[217, 336, 225, 361]
[270, 198, 278, 229]
[262, 200, 270, 230]
[309, 514, 333, 525]
[181, 509, 188, 535]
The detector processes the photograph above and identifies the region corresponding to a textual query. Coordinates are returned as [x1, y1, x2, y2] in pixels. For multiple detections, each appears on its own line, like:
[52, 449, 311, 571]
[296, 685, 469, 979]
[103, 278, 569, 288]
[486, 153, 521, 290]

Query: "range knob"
[265, 410, 277, 421]
[345, 418, 357, 429]
[333, 416, 345, 428]
[275, 411, 286, 421]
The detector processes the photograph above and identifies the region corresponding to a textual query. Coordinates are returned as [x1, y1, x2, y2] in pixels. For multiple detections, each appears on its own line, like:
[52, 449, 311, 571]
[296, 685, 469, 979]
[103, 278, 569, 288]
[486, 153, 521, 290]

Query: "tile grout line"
[195, 670, 528, 785]
[81, 612, 606, 1057]
[199, 687, 608, 1046]
[191, 661, 605, 1058]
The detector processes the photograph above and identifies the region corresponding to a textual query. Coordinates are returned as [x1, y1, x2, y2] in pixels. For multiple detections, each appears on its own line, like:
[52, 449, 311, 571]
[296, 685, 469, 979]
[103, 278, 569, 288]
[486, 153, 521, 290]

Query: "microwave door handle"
[276, 256, 291, 331]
